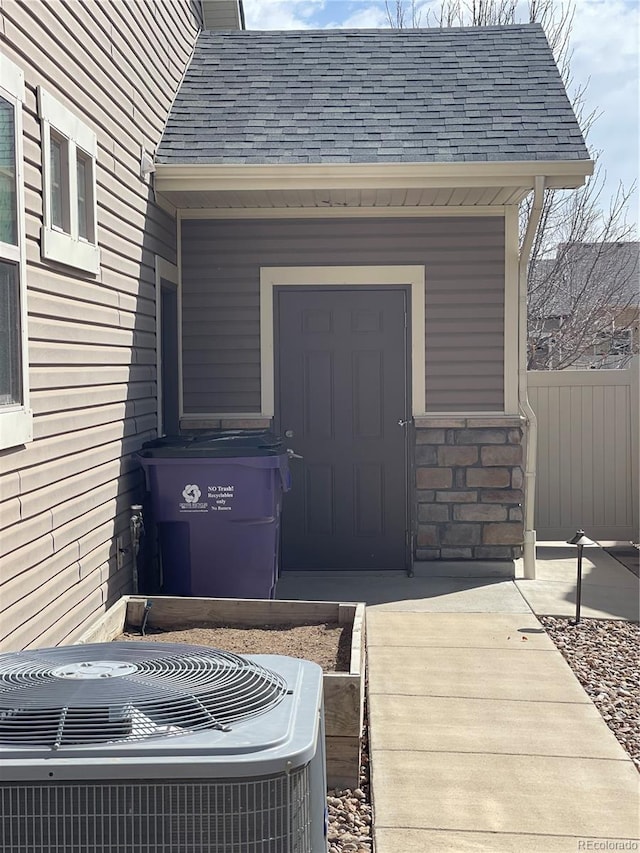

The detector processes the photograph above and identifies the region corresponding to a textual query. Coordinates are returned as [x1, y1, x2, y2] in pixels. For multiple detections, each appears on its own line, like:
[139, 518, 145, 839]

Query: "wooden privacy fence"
[528, 358, 639, 542]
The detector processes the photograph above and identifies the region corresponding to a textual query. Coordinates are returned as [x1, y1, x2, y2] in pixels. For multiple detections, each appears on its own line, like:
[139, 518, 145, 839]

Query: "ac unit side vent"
[0, 769, 312, 853]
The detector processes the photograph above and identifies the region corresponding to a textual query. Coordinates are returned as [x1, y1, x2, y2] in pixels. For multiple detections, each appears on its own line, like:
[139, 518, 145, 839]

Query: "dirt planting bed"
[120, 622, 352, 672]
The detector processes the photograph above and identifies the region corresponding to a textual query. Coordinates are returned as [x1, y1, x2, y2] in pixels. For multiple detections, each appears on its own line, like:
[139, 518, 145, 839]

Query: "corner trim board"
[504, 205, 520, 414]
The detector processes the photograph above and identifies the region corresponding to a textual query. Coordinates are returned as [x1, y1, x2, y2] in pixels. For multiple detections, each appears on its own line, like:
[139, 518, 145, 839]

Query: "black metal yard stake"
[567, 530, 596, 625]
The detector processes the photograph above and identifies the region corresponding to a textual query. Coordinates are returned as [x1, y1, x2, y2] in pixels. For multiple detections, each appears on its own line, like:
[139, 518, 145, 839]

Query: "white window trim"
[0, 52, 32, 449]
[38, 87, 100, 274]
[260, 265, 426, 418]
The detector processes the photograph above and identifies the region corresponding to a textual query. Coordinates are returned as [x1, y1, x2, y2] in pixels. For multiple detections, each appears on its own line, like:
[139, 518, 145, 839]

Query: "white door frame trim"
[260, 265, 426, 417]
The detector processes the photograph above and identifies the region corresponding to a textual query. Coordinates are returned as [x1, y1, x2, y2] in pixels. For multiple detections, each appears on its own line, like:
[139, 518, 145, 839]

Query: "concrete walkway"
[276, 545, 639, 852]
[516, 542, 639, 621]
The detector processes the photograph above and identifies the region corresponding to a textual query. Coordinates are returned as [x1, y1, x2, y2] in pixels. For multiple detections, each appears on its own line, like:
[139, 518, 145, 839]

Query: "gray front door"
[277, 288, 409, 570]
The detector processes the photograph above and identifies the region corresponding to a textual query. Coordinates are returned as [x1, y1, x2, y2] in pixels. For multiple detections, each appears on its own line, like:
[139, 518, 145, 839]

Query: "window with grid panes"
[38, 87, 99, 274]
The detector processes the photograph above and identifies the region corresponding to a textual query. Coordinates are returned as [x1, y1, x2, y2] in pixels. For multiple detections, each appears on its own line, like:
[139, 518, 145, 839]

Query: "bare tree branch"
[385, 0, 422, 27]
[386, 0, 638, 369]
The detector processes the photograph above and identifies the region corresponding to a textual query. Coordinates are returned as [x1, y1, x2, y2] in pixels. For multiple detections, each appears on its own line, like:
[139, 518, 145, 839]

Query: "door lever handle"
[287, 448, 303, 460]
[397, 419, 409, 427]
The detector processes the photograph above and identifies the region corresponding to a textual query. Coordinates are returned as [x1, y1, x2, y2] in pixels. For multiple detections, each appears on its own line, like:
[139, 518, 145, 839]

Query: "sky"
[241, 0, 639, 230]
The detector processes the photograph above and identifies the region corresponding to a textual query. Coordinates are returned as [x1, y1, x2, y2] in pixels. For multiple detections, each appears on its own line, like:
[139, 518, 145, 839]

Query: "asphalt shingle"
[157, 25, 589, 165]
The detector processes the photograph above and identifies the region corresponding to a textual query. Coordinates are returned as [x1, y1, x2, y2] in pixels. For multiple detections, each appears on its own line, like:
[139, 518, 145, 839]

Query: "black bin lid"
[138, 430, 286, 458]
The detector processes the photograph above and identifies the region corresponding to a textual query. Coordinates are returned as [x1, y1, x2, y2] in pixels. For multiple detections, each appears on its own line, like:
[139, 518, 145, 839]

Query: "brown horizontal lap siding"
[0, 0, 200, 651]
[181, 217, 505, 414]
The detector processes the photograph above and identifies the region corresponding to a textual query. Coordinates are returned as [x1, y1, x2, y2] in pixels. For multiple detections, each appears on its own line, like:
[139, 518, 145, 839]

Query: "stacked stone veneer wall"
[414, 417, 525, 561]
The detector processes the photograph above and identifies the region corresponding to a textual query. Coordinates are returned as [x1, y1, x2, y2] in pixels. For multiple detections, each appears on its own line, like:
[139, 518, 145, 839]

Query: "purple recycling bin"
[137, 432, 290, 599]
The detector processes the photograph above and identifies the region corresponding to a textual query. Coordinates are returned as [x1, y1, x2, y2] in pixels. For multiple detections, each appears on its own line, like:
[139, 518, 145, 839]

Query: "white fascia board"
[178, 206, 507, 219]
[155, 160, 594, 193]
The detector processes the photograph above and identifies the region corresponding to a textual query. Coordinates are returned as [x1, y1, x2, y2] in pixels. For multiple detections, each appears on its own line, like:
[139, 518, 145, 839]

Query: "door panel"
[277, 288, 408, 570]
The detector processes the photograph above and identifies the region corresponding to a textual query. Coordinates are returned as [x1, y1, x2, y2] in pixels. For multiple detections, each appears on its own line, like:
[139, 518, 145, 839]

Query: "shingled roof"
[157, 24, 589, 166]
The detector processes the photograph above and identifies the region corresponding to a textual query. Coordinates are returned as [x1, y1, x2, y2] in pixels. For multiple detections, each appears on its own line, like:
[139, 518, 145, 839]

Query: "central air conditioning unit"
[0, 642, 327, 853]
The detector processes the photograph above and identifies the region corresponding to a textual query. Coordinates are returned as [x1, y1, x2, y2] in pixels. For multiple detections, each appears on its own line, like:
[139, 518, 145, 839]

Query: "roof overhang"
[155, 160, 594, 213]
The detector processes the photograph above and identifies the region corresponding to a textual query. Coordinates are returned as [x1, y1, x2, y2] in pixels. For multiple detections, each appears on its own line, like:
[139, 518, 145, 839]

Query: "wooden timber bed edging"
[74, 595, 366, 790]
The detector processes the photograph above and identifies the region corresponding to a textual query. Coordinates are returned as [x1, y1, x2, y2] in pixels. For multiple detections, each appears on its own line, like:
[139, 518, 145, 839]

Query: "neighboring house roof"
[157, 24, 589, 165]
[531, 242, 640, 315]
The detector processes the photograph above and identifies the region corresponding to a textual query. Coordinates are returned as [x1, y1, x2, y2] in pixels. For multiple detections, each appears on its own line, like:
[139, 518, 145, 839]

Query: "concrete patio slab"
[372, 751, 640, 838]
[532, 544, 638, 587]
[374, 828, 629, 853]
[515, 578, 640, 621]
[603, 544, 639, 577]
[365, 612, 555, 649]
[369, 694, 628, 759]
[368, 645, 592, 703]
[276, 574, 530, 612]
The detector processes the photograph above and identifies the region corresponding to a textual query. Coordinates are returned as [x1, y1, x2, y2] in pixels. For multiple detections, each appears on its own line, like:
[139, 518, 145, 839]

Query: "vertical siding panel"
[601, 384, 615, 528]
[569, 385, 584, 527]
[582, 385, 595, 530]
[534, 386, 549, 530]
[613, 385, 631, 527]
[541, 386, 554, 527]
[591, 384, 605, 529]
[548, 386, 562, 529]
[557, 385, 570, 529]
[531, 367, 637, 541]
[545, 386, 553, 531]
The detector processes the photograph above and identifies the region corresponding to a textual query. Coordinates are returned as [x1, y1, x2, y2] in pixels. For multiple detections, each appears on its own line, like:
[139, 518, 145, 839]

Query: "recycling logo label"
[182, 484, 201, 503]
[179, 483, 208, 512]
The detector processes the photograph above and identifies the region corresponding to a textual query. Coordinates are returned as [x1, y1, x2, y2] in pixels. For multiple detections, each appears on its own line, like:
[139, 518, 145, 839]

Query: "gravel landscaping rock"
[540, 616, 640, 770]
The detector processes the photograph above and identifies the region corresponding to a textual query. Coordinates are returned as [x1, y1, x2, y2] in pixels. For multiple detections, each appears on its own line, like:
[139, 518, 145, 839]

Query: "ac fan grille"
[0, 769, 312, 853]
[0, 643, 288, 748]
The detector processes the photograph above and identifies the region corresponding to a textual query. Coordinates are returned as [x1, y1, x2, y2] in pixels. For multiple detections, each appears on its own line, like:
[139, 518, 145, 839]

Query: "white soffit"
[165, 186, 526, 212]
[155, 160, 593, 211]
